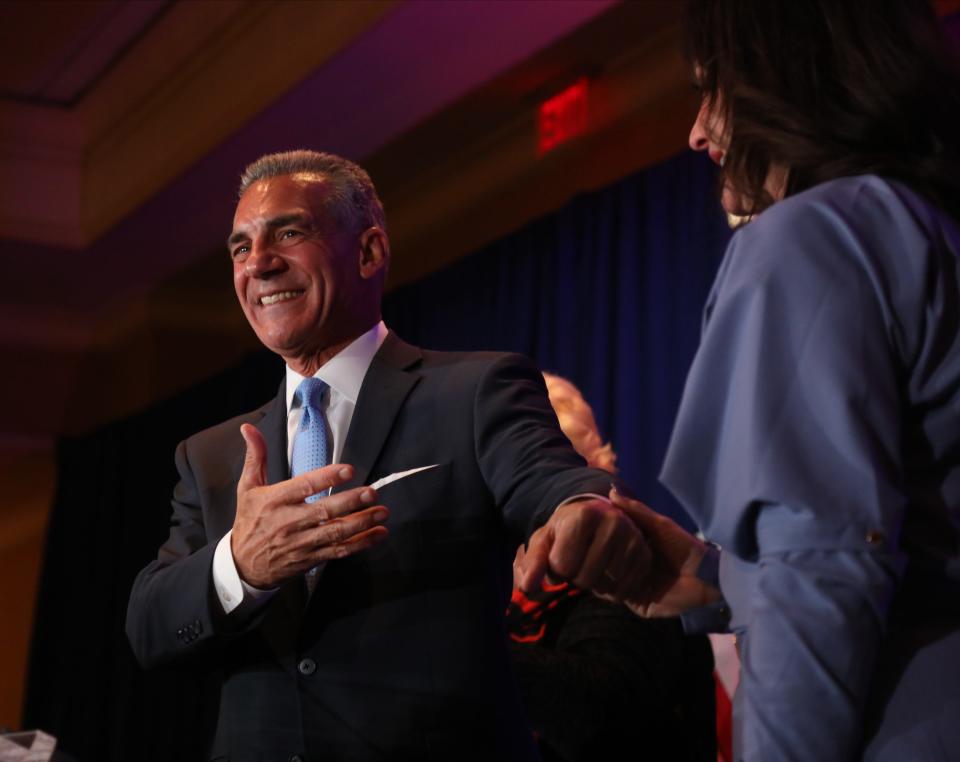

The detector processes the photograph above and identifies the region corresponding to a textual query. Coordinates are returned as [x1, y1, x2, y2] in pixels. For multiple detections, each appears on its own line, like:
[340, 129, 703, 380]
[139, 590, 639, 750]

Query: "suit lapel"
[301, 333, 421, 623]
[223, 382, 284, 528]
[249, 378, 309, 635]
[254, 378, 289, 486]
[339, 332, 422, 490]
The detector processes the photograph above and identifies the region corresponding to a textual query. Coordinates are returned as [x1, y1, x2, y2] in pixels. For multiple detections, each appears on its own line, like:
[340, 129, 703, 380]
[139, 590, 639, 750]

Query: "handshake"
[515, 487, 721, 619]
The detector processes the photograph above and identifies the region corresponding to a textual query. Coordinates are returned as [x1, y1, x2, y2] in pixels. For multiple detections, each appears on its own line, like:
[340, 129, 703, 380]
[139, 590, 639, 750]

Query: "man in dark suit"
[126, 150, 650, 761]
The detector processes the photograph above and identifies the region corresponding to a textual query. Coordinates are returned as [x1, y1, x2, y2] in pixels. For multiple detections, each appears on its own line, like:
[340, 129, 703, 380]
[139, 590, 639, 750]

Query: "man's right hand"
[231, 423, 389, 589]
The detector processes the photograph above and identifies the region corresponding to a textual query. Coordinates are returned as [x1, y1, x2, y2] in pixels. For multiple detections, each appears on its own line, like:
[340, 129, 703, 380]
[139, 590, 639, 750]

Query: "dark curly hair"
[684, 0, 960, 219]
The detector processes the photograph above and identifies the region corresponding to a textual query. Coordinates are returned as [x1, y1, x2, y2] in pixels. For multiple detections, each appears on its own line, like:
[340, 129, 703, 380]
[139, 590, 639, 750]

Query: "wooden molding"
[0, 0, 395, 248]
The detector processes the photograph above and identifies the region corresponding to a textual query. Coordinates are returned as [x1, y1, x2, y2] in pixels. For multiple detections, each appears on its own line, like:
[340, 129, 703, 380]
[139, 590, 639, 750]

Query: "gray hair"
[237, 149, 386, 235]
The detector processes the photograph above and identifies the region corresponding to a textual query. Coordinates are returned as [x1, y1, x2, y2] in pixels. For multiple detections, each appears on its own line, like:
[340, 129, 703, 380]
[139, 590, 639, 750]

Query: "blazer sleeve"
[471, 353, 619, 539]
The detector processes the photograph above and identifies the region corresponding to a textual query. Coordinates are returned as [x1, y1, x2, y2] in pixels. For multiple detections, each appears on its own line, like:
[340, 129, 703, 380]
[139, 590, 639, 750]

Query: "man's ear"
[358, 227, 390, 280]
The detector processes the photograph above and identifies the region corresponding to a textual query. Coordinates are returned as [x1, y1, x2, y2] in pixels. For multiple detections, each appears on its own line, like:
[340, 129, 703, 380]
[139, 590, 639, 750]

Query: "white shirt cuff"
[556, 492, 611, 509]
[212, 530, 277, 615]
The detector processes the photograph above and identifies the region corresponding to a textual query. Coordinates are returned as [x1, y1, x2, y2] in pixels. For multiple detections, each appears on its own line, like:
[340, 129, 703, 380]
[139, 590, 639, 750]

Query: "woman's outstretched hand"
[608, 488, 722, 618]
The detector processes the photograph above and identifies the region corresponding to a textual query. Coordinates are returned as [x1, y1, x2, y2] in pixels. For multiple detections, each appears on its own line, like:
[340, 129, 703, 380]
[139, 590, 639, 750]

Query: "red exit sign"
[538, 77, 589, 155]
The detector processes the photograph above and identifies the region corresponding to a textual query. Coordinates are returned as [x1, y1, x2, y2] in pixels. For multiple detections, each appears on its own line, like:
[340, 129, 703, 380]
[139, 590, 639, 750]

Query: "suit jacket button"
[298, 658, 317, 676]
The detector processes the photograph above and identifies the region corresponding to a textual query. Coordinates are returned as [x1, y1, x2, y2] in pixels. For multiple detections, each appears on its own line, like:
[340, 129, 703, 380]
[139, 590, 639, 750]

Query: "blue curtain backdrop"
[25, 148, 730, 760]
[384, 149, 730, 527]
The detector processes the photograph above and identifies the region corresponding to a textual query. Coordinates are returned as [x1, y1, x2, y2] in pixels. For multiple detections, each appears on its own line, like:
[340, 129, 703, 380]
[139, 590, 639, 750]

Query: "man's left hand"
[519, 497, 651, 601]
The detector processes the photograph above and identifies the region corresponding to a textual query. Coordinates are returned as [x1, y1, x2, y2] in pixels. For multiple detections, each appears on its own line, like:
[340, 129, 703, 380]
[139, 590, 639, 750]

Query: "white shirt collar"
[285, 320, 389, 412]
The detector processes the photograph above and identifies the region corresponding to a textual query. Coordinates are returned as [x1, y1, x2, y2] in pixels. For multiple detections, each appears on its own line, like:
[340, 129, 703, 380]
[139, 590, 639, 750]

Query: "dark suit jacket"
[126, 333, 616, 762]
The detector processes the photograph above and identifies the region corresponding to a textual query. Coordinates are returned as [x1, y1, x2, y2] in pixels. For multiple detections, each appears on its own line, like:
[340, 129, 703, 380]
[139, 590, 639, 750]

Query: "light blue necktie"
[291, 377, 330, 596]
[291, 377, 331, 502]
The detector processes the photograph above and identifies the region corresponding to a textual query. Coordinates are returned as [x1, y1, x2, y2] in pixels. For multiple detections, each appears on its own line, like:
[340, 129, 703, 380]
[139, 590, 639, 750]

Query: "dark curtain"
[383, 149, 729, 525]
[24, 149, 729, 760]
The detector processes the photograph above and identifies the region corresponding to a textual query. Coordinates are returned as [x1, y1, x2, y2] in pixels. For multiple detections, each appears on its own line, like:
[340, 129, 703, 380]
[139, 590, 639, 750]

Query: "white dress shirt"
[212, 321, 389, 614]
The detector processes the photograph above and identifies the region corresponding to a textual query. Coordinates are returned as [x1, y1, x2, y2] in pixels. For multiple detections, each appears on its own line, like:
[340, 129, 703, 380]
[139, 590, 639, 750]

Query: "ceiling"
[0, 0, 172, 106]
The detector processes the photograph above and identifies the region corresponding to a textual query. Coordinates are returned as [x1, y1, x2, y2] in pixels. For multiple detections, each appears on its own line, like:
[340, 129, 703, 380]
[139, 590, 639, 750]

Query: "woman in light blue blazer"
[528, 1, 960, 760]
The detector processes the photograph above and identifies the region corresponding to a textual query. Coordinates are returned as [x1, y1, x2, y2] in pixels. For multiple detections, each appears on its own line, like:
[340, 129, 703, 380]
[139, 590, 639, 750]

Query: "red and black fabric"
[508, 584, 717, 762]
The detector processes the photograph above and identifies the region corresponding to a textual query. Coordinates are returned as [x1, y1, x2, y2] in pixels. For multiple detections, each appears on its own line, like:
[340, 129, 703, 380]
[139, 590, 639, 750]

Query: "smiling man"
[126, 150, 649, 762]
